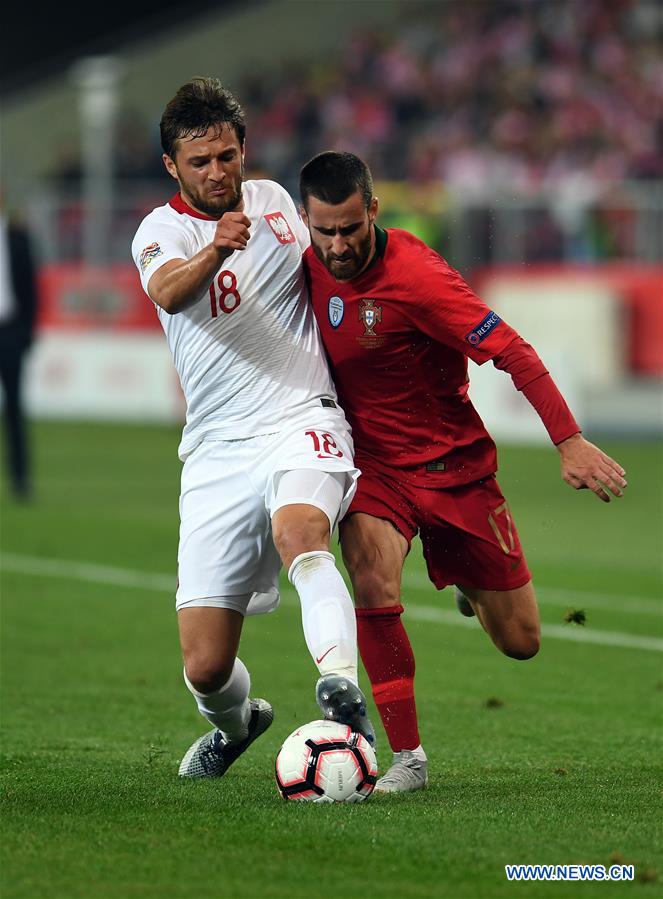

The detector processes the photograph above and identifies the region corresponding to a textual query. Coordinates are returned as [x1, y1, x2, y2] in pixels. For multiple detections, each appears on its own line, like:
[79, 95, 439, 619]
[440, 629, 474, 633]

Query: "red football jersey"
[305, 227, 561, 487]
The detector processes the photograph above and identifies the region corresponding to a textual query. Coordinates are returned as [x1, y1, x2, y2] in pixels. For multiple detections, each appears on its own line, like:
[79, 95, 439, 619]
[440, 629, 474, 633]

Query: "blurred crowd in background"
[245, 0, 662, 191]
[43, 0, 662, 265]
[49, 0, 663, 187]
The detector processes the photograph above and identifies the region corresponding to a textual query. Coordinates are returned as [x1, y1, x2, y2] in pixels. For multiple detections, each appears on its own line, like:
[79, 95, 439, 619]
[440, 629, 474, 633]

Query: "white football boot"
[374, 749, 429, 793]
[315, 674, 376, 747]
[178, 698, 273, 778]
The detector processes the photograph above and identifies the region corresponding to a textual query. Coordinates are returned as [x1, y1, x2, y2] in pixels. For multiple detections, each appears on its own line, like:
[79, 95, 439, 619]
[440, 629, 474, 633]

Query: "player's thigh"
[265, 405, 360, 567]
[265, 403, 360, 531]
[339, 459, 416, 608]
[270, 469, 346, 568]
[178, 605, 245, 691]
[177, 438, 281, 605]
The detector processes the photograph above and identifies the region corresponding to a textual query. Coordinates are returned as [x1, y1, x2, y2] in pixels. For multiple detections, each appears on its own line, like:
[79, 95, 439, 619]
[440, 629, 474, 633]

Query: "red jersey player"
[299, 151, 627, 793]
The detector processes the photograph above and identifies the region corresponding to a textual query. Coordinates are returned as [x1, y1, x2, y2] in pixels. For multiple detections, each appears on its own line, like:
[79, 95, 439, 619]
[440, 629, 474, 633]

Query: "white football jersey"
[131, 179, 337, 458]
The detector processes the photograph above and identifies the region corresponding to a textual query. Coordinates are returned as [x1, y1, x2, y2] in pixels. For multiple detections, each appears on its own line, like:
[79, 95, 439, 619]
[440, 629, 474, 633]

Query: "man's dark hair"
[300, 152, 374, 210]
[160, 76, 246, 159]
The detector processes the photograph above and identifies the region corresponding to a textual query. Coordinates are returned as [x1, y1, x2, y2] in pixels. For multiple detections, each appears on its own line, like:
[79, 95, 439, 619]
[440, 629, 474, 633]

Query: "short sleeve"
[131, 216, 191, 297]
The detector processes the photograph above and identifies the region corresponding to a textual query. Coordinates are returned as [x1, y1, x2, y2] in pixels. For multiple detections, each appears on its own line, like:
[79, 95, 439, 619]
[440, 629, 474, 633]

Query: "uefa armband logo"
[466, 311, 502, 346]
[139, 242, 163, 273]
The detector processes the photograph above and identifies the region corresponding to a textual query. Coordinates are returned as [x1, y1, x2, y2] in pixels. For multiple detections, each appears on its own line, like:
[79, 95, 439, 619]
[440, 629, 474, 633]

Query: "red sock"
[356, 604, 421, 752]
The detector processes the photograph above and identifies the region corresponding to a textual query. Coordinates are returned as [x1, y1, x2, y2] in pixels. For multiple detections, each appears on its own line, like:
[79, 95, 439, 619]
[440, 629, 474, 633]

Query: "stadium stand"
[39, 0, 661, 267]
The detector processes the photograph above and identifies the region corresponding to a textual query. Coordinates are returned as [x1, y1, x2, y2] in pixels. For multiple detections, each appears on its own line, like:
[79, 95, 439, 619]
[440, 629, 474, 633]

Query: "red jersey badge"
[357, 299, 385, 349]
[359, 299, 382, 335]
[264, 212, 295, 244]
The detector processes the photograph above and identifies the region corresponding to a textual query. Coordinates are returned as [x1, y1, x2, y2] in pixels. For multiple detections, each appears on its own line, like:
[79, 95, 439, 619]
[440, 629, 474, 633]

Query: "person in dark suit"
[0, 210, 38, 499]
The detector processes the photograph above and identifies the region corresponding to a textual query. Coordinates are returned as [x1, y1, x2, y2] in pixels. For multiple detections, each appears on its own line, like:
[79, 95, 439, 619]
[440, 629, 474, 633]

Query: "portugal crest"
[359, 298, 382, 336]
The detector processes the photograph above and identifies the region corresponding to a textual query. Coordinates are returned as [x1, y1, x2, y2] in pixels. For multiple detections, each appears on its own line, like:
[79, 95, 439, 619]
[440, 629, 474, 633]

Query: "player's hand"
[557, 433, 627, 502]
[213, 212, 251, 258]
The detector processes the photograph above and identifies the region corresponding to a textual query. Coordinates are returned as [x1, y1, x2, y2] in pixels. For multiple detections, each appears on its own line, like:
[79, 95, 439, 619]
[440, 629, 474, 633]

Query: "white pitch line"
[0, 552, 174, 592]
[1, 551, 661, 653]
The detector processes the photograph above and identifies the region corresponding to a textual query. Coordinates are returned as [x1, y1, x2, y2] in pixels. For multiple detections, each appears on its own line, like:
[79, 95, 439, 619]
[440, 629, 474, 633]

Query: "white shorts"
[176, 401, 359, 615]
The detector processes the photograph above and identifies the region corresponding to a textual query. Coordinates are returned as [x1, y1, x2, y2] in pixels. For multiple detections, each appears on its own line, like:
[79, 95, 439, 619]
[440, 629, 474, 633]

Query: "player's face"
[163, 125, 244, 218]
[303, 193, 378, 281]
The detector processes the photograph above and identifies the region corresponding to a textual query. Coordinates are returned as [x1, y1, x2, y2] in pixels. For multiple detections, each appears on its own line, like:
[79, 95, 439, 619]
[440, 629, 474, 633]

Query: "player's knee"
[501, 626, 540, 661]
[272, 508, 330, 569]
[184, 654, 235, 694]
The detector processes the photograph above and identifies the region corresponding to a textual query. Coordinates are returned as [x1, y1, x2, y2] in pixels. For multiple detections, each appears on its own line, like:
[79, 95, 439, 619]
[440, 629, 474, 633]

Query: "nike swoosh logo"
[315, 645, 337, 664]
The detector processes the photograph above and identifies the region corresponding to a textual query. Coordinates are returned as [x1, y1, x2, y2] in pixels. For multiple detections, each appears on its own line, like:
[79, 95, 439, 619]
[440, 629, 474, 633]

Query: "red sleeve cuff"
[520, 372, 581, 445]
[491, 336, 580, 444]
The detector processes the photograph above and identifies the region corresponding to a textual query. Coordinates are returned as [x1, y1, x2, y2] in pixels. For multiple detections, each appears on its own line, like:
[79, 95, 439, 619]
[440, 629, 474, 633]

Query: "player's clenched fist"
[214, 212, 251, 256]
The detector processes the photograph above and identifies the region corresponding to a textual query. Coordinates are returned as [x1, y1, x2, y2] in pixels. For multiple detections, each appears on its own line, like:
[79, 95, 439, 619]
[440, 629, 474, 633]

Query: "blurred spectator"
[0, 204, 39, 499]
[51, 1, 659, 199]
[39, 0, 663, 265]
[241, 0, 663, 199]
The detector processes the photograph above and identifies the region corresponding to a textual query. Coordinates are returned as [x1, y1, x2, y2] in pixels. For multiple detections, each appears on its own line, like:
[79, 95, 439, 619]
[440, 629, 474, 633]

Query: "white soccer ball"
[275, 719, 378, 803]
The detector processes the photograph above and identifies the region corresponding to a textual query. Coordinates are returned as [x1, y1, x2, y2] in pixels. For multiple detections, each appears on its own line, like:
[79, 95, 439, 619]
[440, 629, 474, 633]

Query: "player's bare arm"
[148, 212, 251, 314]
[556, 433, 627, 502]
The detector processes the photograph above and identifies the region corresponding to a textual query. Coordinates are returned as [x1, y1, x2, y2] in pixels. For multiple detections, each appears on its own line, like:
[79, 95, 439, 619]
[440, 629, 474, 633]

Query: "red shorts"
[346, 459, 531, 592]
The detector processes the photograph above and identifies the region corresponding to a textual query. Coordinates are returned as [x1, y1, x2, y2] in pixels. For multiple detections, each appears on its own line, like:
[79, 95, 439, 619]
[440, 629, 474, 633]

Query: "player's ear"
[299, 204, 309, 227]
[163, 154, 178, 181]
[368, 196, 379, 223]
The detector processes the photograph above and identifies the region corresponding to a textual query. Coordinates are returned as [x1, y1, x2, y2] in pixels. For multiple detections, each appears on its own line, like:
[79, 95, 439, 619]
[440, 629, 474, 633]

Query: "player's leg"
[270, 469, 375, 744]
[340, 512, 429, 793]
[271, 471, 356, 681]
[340, 513, 415, 743]
[455, 581, 540, 660]
[175, 439, 276, 778]
[176, 600, 274, 779]
[179, 604, 247, 733]
[0, 343, 29, 497]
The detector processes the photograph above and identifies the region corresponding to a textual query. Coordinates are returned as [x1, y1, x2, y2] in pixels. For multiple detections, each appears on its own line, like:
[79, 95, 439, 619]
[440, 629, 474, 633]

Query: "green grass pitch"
[1, 421, 661, 898]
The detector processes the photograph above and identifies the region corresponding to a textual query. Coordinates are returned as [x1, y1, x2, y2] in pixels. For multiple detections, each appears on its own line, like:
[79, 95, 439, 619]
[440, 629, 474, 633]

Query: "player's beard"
[178, 162, 244, 218]
[315, 227, 373, 281]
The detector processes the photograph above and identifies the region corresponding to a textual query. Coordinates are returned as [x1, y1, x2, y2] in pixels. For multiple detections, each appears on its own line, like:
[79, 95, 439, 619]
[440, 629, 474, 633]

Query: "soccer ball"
[275, 719, 378, 803]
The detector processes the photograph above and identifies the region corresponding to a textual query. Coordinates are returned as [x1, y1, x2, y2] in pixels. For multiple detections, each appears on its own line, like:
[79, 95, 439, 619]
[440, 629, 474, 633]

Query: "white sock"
[399, 744, 427, 761]
[288, 550, 358, 684]
[183, 658, 251, 743]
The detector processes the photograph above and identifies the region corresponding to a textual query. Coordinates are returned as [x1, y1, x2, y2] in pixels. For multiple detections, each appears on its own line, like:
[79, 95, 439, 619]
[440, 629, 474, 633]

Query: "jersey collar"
[169, 192, 217, 220]
[372, 224, 388, 261]
[358, 224, 388, 277]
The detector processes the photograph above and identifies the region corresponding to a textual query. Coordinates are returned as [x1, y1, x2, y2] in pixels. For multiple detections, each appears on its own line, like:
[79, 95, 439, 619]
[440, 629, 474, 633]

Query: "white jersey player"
[131, 77, 375, 779]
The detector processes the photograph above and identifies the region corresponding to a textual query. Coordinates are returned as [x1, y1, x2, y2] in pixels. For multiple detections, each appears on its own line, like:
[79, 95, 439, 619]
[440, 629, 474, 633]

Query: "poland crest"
[264, 212, 295, 244]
